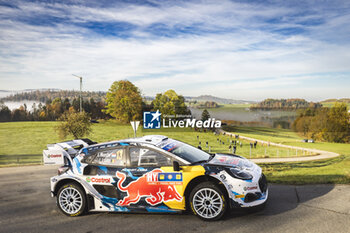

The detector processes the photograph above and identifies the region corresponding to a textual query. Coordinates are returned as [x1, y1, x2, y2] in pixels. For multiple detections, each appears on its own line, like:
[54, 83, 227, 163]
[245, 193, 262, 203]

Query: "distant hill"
[0, 88, 61, 99]
[1, 89, 106, 103]
[321, 98, 350, 103]
[141, 95, 254, 105]
[251, 98, 322, 110]
[1, 90, 255, 105]
[185, 95, 255, 104]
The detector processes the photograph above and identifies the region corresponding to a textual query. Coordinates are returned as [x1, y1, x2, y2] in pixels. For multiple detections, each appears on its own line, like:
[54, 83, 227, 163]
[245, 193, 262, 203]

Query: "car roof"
[83, 135, 169, 152]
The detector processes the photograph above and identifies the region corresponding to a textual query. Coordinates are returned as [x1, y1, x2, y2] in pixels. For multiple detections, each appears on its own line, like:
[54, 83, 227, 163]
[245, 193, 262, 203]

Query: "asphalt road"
[0, 165, 349, 233]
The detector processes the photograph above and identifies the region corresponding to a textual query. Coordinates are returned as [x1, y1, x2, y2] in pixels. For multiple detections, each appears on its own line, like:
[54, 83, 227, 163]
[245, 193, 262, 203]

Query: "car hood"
[206, 153, 257, 170]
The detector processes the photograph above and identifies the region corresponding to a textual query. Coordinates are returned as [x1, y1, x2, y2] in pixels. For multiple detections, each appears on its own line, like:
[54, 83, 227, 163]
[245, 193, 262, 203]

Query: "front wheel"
[57, 183, 86, 216]
[189, 182, 228, 221]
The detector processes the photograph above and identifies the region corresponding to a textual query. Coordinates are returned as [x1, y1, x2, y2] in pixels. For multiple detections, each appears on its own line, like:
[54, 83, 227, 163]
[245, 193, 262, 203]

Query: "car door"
[82, 146, 127, 200]
[114, 146, 184, 211]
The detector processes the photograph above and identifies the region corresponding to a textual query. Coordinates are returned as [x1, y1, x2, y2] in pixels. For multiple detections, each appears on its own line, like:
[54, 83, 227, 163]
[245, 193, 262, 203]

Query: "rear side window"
[91, 148, 126, 166]
[129, 147, 172, 167]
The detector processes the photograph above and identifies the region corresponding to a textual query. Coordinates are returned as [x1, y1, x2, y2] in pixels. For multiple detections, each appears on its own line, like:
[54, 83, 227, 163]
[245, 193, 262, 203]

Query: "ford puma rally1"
[50, 135, 268, 220]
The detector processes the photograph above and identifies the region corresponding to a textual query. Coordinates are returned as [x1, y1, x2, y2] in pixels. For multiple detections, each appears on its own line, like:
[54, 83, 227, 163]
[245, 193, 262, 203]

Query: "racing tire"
[57, 183, 87, 217]
[189, 182, 228, 221]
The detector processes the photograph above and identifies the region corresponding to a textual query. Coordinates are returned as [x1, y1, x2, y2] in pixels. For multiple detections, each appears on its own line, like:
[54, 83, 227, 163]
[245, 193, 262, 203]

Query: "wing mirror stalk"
[173, 161, 182, 171]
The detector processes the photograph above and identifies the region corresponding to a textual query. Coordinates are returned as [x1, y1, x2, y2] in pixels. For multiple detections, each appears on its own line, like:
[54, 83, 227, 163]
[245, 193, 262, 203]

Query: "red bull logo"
[116, 169, 183, 206]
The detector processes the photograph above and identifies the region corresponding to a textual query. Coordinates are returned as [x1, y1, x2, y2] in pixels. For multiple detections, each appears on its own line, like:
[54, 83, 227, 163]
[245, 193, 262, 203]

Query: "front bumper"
[227, 173, 268, 208]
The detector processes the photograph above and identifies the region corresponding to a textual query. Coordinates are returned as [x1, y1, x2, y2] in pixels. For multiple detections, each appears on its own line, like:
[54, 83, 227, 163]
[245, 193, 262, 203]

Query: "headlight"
[225, 168, 253, 180]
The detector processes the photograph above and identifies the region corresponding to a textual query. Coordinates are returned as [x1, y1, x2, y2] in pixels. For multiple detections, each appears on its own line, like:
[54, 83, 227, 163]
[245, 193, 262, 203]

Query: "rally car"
[50, 135, 268, 220]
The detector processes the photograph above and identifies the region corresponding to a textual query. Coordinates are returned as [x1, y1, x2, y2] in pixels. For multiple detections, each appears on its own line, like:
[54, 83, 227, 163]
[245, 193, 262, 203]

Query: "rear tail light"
[58, 165, 70, 175]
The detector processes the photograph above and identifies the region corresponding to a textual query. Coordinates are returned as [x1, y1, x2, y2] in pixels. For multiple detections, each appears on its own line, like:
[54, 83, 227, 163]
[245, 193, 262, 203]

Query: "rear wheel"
[189, 182, 227, 221]
[57, 183, 86, 216]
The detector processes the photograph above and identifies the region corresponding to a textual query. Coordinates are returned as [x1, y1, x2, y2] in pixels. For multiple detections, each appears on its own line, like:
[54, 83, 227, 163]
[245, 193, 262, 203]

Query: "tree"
[0, 105, 11, 122]
[324, 103, 349, 143]
[56, 109, 92, 139]
[12, 106, 27, 121]
[292, 103, 350, 142]
[63, 98, 71, 111]
[104, 80, 143, 123]
[201, 109, 210, 121]
[152, 90, 190, 116]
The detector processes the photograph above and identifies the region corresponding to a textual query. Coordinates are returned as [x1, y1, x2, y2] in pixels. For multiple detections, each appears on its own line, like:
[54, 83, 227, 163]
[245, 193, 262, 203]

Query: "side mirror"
[173, 161, 181, 171]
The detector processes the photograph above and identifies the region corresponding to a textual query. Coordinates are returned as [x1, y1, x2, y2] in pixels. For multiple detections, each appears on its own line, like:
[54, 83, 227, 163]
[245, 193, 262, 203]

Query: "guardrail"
[0, 154, 43, 166]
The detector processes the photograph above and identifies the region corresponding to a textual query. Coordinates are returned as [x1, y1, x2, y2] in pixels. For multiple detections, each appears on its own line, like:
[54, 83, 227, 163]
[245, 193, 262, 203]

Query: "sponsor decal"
[244, 186, 258, 191]
[143, 110, 221, 129]
[115, 169, 183, 206]
[162, 141, 178, 151]
[122, 167, 147, 172]
[155, 172, 183, 185]
[48, 154, 61, 158]
[86, 177, 111, 183]
[232, 191, 245, 199]
[211, 155, 241, 166]
[220, 174, 227, 181]
[217, 156, 239, 165]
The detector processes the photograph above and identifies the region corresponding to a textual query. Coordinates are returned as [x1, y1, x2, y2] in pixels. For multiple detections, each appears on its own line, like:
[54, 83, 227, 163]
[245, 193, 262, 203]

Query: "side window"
[92, 148, 125, 166]
[129, 147, 172, 167]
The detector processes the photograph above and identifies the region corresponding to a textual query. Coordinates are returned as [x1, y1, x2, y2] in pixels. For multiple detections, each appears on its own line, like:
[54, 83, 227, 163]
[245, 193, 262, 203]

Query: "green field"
[321, 101, 350, 108]
[223, 125, 350, 184]
[0, 121, 306, 166]
[211, 104, 252, 110]
[1, 121, 349, 184]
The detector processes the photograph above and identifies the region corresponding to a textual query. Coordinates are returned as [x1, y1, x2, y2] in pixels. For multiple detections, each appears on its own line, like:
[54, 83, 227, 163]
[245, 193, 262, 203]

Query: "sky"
[0, 0, 349, 101]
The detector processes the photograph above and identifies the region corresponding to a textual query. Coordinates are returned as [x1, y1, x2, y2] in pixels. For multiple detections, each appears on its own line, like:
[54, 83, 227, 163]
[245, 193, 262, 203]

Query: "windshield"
[161, 140, 210, 163]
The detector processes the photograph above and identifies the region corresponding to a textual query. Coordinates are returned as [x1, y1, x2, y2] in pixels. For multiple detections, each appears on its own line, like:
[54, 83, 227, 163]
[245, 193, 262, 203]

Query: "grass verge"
[223, 125, 350, 184]
[1, 121, 309, 165]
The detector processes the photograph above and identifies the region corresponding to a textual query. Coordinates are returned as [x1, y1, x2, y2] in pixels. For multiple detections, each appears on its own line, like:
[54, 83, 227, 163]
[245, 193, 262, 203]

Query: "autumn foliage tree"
[292, 103, 350, 143]
[104, 80, 142, 123]
[56, 108, 92, 139]
[152, 90, 190, 116]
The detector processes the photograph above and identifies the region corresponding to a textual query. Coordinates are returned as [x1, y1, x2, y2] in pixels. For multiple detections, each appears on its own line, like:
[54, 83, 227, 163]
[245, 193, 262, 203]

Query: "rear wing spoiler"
[43, 138, 97, 165]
